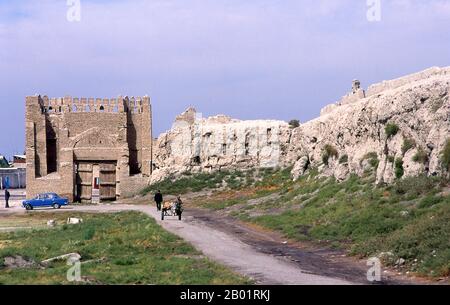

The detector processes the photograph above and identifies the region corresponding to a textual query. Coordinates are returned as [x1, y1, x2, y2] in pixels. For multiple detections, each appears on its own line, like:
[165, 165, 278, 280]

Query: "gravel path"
[1, 204, 356, 284]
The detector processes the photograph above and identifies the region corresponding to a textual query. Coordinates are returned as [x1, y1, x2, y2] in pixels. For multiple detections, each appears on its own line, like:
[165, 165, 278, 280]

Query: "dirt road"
[1, 203, 407, 285]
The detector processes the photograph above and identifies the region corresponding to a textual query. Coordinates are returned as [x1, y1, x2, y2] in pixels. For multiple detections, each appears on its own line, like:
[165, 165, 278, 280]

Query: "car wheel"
[53, 203, 61, 209]
[25, 204, 33, 211]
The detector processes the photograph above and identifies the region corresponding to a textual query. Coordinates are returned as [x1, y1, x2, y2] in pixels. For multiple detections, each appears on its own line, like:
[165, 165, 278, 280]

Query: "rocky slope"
[289, 66, 450, 183]
[152, 67, 450, 183]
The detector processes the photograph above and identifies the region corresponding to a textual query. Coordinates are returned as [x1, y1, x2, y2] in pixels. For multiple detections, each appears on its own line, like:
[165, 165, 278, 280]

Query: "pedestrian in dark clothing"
[5, 189, 10, 208]
[154, 190, 163, 211]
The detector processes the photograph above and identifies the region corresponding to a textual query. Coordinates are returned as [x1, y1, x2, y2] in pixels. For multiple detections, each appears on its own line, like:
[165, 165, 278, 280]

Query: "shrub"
[418, 195, 444, 209]
[388, 155, 395, 163]
[412, 148, 429, 164]
[394, 158, 404, 179]
[361, 152, 379, 169]
[369, 158, 379, 169]
[385, 123, 400, 138]
[339, 154, 348, 164]
[441, 139, 450, 171]
[401, 138, 416, 155]
[288, 119, 300, 128]
[0, 157, 9, 168]
[394, 175, 437, 195]
[322, 144, 339, 166]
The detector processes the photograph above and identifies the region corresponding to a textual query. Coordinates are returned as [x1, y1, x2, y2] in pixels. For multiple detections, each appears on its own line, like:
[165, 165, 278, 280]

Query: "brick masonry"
[25, 95, 152, 202]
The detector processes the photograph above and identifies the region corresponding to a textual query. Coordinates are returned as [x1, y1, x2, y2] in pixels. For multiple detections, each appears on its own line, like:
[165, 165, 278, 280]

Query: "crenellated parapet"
[32, 95, 151, 114]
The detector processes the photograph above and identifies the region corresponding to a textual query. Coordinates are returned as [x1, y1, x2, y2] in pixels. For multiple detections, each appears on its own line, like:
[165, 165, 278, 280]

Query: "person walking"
[5, 189, 10, 208]
[154, 190, 163, 211]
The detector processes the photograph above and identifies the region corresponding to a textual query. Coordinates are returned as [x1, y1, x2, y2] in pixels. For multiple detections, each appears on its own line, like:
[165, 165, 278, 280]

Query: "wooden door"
[76, 163, 92, 203]
[99, 163, 116, 201]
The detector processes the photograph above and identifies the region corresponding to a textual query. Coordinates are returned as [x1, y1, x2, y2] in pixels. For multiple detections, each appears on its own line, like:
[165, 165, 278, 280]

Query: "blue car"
[22, 193, 69, 210]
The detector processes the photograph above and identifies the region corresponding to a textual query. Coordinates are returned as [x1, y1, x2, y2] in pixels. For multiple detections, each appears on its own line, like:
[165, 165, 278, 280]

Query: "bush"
[412, 148, 429, 164]
[401, 138, 416, 155]
[369, 158, 379, 169]
[385, 123, 400, 138]
[418, 195, 444, 209]
[361, 152, 379, 169]
[394, 175, 437, 196]
[288, 119, 300, 128]
[388, 155, 395, 163]
[322, 144, 339, 166]
[394, 158, 404, 179]
[0, 157, 9, 168]
[441, 139, 450, 171]
[339, 154, 349, 164]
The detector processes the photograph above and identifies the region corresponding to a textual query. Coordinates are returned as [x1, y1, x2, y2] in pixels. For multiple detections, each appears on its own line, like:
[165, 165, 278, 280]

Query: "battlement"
[27, 95, 151, 114]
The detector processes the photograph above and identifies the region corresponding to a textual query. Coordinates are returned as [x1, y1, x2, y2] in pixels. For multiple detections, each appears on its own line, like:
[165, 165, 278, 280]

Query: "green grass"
[196, 167, 294, 211]
[139, 164, 450, 278]
[395, 158, 404, 179]
[413, 148, 429, 164]
[141, 171, 229, 196]
[385, 123, 400, 138]
[361, 152, 379, 170]
[442, 139, 450, 172]
[402, 138, 416, 155]
[0, 212, 250, 285]
[140, 169, 267, 196]
[249, 174, 449, 277]
[183, 167, 449, 278]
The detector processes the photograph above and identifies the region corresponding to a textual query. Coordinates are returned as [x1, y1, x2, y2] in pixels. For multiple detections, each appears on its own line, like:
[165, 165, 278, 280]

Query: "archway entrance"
[75, 161, 117, 203]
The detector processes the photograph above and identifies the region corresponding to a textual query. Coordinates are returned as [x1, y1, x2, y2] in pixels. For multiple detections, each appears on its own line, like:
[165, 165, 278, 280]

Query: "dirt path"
[0, 203, 415, 285]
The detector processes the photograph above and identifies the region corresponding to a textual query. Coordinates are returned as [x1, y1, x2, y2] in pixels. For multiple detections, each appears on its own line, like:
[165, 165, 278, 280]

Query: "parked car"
[22, 193, 69, 210]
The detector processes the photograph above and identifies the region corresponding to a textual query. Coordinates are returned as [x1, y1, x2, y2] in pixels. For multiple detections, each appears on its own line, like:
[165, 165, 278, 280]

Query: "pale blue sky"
[1, 0, 450, 158]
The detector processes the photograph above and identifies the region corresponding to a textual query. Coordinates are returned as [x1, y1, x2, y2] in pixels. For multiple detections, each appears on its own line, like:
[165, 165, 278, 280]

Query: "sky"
[0, 0, 450, 159]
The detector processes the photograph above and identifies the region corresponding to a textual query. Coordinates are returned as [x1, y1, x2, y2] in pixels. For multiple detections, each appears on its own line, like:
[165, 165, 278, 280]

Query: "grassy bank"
[0, 212, 250, 285]
[149, 168, 449, 278]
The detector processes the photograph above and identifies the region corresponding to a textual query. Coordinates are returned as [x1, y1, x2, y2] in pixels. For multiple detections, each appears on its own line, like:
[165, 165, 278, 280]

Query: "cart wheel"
[161, 210, 164, 221]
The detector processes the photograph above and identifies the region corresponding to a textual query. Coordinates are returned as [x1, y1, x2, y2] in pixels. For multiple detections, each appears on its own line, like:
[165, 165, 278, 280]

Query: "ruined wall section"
[290, 68, 450, 183]
[320, 67, 450, 117]
[151, 108, 291, 183]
